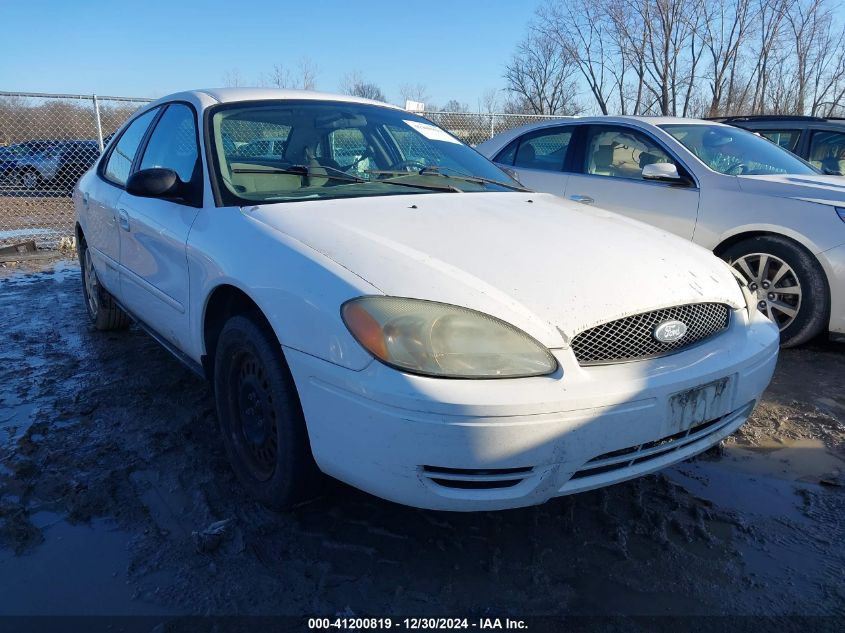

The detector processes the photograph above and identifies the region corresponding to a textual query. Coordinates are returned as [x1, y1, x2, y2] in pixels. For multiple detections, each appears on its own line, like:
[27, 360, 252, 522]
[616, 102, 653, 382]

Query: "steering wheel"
[388, 159, 428, 172]
[338, 150, 373, 172]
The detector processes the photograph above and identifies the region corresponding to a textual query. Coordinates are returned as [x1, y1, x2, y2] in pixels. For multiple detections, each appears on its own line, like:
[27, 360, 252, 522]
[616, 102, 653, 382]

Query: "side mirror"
[126, 168, 183, 200]
[642, 162, 684, 183]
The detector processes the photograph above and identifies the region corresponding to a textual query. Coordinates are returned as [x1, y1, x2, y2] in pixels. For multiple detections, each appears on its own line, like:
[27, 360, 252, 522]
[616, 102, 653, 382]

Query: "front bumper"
[286, 308, 779, 511]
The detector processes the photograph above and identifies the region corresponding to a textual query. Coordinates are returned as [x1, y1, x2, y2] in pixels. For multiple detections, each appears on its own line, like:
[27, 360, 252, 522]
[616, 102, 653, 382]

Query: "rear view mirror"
[127, 168, 183, 200]
[642, 162, 683, 183]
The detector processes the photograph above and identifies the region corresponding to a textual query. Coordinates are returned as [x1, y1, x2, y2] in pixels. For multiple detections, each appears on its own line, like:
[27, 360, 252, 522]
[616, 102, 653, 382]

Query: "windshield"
[660, 124, 819, 176]
[209, 101, 521, 204]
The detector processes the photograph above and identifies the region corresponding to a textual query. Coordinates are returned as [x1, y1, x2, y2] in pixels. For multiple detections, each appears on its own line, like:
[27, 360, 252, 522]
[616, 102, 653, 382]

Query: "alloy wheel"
[731, 252, 802, 331]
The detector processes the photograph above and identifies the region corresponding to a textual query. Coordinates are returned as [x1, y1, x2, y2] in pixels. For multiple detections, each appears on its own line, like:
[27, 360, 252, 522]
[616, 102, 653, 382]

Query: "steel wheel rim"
[731, 252, 802, 331]
[83, 248, 99, 318]
[231, 350, 278, 482]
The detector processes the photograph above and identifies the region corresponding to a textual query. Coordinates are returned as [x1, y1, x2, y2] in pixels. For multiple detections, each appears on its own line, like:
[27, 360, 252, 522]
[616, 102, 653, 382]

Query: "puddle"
[0, 516, 178, 615]
[722, 438, 845, 483]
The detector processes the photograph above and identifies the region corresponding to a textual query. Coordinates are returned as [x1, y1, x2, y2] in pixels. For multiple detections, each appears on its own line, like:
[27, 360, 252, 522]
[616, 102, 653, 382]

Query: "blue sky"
[0, 0, 534, 108]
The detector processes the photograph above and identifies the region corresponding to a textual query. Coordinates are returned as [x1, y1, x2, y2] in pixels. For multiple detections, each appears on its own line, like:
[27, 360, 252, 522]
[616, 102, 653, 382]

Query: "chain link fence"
[0, 92, 567, 248]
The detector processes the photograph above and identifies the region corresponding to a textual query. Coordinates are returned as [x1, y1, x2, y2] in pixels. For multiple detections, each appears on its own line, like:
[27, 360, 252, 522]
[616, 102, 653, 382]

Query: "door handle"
[569, 194, 594, 205]
[82, 192, 89, 205]
[117, 209, 130, 232]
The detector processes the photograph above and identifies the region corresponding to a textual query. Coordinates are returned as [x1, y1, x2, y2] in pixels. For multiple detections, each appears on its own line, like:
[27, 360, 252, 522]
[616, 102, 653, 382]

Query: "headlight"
[342, 296, 558, 378]
[836, 207, 845, 223]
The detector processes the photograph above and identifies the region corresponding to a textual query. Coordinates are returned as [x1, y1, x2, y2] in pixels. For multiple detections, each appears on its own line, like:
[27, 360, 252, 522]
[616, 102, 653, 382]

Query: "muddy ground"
[0, 257, 843, 622]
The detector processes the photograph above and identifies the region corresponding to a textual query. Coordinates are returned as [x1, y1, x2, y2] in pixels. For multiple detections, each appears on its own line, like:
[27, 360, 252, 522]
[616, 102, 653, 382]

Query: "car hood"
[738, 174, 845, 206]
[247, 192, 743, 347]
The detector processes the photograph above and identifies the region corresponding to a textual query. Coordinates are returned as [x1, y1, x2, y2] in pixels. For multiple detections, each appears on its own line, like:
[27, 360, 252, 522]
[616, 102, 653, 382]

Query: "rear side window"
[513, 128, 572, 171]
[756, 129, 801, 153]
[139, 104, 199, 183]
[103, 108, 159, 186]
[809, 130, 845, 175]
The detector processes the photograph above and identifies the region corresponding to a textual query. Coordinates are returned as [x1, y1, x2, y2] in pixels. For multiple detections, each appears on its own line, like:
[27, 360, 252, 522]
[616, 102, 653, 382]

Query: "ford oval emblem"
[653, 320, 687, 343]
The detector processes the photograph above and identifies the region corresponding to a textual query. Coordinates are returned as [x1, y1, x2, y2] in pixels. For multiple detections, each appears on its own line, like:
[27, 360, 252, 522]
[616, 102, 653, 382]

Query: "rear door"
[117, 102, 202, 350]
[492, 126, 575, 194]
[85, 107, 160, 292]
[563, 124, 700, 240]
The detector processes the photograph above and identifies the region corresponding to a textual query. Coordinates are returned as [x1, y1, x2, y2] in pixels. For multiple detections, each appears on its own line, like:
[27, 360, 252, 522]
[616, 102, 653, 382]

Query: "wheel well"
[712, 231, 771, 258]
[202, 285, 274, 380]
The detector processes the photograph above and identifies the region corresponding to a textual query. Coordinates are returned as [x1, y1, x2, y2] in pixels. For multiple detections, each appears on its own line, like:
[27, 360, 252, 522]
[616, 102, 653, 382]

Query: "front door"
[564, 125, 700, 241]
[118, 103, 202, 350]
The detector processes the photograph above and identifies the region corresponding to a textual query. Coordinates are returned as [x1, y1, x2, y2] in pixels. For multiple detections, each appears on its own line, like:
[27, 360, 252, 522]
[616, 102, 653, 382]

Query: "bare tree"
[539, 0, 625, 114]
[340, 71, 387, 102]
[262, 57, 319, 90]
[442, 100, 470, 113]
[504, 28, 583, 114]
[399, 83, 430, 106]
[222, 68, 244, 88]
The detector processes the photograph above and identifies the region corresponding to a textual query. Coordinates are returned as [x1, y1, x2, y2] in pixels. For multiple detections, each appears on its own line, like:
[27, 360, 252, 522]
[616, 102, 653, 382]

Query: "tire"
[79, 241, 131, 331]
[213, 314, 322, 509]
[722, 235, 829, 347]
[20, 169, 41, 190]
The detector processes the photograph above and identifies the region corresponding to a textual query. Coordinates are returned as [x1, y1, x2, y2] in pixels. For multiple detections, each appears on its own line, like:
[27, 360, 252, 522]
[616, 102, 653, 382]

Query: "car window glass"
[319, 128, 372, 171]
[808, 130, 845, 175]
[494, 139, 518, 166]
[757, 129, 801, 153]
[663, 124, 818, 176]
[139, 104, 199, 183]
[585, 127, 675, 179]
[513, 129, 572, 171]
[210, 103, 520, 204]
[104, 108, 159, 186]
[221, 118, 291, 162]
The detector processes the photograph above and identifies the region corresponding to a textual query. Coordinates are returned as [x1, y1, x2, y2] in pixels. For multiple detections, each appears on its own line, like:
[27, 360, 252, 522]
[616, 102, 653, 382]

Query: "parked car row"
[477, 116, 845, 348]
[0, 139, 101, 191]
[74, 89, 785, 512]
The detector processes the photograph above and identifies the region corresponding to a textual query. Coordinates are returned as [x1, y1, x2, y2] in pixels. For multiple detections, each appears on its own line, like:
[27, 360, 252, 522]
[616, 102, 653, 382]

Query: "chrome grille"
[570, 303, 731, 365]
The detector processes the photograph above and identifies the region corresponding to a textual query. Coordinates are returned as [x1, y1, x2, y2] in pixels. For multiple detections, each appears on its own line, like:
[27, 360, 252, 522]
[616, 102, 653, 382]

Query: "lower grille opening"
[422, 465, 533, 491]
[423, 466, 533, 476]
[430, 478, 524, 490]
[570, 407, 744, 481]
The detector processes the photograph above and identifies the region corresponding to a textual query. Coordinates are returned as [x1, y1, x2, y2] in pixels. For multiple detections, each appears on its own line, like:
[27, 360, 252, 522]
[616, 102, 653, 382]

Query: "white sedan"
[73, 89, 779, 511]
[478, 117, 845, 347]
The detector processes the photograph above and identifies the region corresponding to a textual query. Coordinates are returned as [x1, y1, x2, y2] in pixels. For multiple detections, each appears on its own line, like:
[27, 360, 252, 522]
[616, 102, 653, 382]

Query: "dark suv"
[716, 115, 845, 175]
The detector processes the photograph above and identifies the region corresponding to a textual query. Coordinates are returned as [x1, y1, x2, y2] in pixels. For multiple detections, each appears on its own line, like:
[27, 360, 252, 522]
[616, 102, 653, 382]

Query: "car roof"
[149, 88, 403, 111]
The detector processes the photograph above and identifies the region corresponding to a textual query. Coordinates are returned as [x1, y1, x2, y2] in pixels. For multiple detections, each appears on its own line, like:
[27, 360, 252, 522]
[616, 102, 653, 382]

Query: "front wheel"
[213, 314, 322, 509]
[20, 169, 41, 190]
[722, 235, 829, 347]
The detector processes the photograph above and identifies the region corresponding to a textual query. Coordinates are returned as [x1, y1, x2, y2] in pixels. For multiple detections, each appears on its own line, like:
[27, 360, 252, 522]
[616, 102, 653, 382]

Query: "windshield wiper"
[231, 164, 460, 193]
[367, 166, 530, 192]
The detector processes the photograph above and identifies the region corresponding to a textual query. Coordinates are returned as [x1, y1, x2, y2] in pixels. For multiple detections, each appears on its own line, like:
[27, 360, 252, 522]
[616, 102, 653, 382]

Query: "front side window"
[584, 127, 676, 180]
[104, 108, 159, 186]
[756, 129, 802, 154]
[662, 124, 818, 176]
[808, 130, 845, 175]
[139, 103, 199, 183]
[209, 101, 521, 204]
